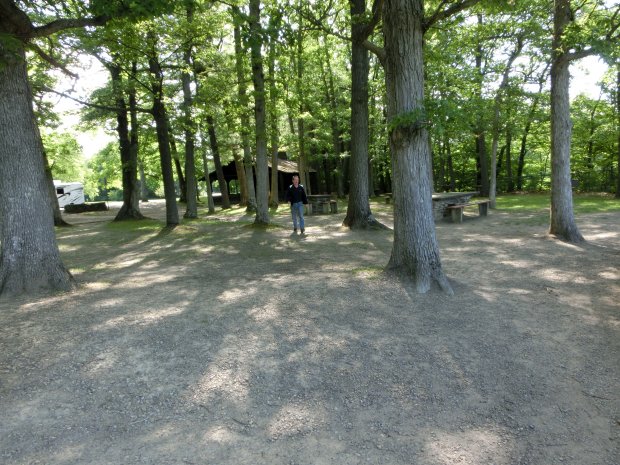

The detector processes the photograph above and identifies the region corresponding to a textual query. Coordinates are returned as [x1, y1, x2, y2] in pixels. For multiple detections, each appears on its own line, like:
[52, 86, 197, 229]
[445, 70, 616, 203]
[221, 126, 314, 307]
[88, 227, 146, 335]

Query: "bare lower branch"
[28, 42, 78, 78]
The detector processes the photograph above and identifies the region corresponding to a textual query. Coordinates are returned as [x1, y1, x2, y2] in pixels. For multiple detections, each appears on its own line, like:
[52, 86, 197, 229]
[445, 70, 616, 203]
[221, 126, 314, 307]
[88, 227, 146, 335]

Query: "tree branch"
[424, 0, 481, 32]
[27, 42, 78, 78]
[362, 39, 386, 65]
[29, 16, 110, 39]
[42, 86, 152, 114]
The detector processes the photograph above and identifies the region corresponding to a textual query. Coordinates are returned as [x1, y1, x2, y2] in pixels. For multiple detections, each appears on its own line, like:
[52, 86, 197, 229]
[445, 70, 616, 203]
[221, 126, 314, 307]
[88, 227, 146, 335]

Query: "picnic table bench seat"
[446, 200, 490, 223]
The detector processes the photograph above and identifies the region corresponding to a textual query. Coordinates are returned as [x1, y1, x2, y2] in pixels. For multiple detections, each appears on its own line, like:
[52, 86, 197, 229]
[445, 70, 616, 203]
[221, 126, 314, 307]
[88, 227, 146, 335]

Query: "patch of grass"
[104, 219, 163, 232]
[496, 193, 620, 214]
[352, 265, 384, 279]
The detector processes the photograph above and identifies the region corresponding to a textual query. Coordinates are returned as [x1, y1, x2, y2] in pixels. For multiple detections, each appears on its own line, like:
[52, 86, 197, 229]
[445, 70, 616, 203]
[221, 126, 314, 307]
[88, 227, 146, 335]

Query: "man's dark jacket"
[285, 184, 308, 204]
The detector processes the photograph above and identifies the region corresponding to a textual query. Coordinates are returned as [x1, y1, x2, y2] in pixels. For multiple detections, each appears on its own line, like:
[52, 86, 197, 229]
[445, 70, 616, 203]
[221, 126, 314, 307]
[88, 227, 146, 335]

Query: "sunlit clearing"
[93, 307, 185, 331]
[267, 403, 327, 440]
[424, 429, 512, 465]
[218, 287, 257, 302]
[535, 269, 593, 285]
[203, 425, 236, 444]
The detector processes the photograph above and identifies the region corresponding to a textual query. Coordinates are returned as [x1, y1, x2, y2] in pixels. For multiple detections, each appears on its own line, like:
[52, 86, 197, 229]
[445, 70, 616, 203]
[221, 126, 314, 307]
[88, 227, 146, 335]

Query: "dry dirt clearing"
[1, 200, 618, 465]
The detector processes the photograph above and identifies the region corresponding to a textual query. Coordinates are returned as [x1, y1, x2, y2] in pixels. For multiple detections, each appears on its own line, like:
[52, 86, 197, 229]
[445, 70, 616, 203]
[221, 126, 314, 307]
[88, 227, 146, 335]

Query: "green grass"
[496, 193, 620, 214]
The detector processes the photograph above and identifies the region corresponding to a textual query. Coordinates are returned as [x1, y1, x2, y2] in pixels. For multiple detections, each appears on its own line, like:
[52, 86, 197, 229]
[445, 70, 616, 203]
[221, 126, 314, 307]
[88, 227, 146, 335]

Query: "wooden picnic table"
[431, 192, 479, 220]
[307, 194, 336, 214]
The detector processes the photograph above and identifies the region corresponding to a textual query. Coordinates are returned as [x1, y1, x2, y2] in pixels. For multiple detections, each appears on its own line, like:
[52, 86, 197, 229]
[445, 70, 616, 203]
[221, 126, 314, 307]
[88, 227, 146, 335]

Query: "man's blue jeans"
[291, 201, 305, 230]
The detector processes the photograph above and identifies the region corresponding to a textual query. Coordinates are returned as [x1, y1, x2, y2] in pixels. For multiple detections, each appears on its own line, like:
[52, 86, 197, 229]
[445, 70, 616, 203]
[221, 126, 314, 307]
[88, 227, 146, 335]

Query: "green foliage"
[41, 131, 85, 182]
[84, 142, 122, 200]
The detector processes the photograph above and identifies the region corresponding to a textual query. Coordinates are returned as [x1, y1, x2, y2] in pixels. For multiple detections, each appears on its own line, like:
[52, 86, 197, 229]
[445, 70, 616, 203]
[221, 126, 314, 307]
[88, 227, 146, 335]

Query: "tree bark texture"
[249, 0, 270, 224]
[549, 0, 584, 242]
[147, 36, 179, 226]
[110, 63, 143, 221]
[0, 42, 75, 295]
[343, 0, 382, 229]
[383, 0, 452, 294]
[168, 131, 187, 204]
[233, 8, 257, 212]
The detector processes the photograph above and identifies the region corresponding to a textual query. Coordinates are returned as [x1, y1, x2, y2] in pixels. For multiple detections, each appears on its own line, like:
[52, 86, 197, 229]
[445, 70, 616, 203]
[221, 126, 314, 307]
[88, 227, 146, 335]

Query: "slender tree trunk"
[475, 14, 489, 196]
[549, 0, 583, 242]
[139, 161, 149, 202]
[206, 115, 231, 209]
[168, 130, 187, 203]
[295, 5, 309, 193]
[232, 7, 257, 212]
[0, 41, 74, 295]
[182, 7, 198, 219]
[489, 37, 522, 207]
[383, 0, 452, 294]
[506, 128, 514, 192]
[344, 0, 383, 229]
[322, 42, 344, 197]
[147, 33, 179, 226]
[517, 64, 549, 191]
[249, 0, 270, 224]
[110, 62, 143, 221]
[200, 136, 215, 213]
[616, 65, 620, 198]
[268, 25, 280, 209]
[129, 62, 142, 206]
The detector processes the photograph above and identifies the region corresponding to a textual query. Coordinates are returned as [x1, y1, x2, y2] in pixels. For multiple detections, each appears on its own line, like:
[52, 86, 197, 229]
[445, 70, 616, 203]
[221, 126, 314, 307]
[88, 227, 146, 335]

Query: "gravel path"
[1, 201, 618, 464]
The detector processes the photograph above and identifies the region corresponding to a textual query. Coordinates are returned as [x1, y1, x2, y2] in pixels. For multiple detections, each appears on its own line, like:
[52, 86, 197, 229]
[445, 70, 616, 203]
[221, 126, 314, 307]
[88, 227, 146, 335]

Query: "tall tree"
[344, 0, 385, 229]
[381, 0, 481, 293]
[147, 29, 179, 226]
[232, 6, 257, 212]
[249, 0, 270, 224]
[549, 0, 619, 241]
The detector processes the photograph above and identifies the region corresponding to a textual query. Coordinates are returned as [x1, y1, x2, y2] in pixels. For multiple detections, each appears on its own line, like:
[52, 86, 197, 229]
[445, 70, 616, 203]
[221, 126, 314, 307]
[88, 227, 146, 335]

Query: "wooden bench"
[446, 200, 490, 223]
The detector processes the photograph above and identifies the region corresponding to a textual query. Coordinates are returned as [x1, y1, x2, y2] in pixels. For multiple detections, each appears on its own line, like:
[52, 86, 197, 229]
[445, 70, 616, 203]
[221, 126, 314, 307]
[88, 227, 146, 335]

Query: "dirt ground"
[0, 199, 618, 465]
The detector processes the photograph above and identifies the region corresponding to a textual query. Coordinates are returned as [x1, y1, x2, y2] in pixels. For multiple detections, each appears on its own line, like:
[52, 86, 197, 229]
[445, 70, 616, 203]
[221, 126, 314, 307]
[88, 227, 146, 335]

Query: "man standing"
[285, 174, 308, 234]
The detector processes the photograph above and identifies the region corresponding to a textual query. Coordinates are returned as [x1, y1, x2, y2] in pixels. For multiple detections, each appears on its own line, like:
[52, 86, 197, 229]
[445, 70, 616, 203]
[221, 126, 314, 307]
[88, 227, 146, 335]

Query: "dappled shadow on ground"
[0, 203, 618, 464]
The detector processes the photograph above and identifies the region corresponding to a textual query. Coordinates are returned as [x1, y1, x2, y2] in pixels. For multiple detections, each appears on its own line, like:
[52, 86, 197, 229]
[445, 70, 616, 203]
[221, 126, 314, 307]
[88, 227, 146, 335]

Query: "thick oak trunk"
[549, 0, 584, 242]
[249, 0, 270, 224]
[0, 42, 74, 296]
[383, 0, 452, 294]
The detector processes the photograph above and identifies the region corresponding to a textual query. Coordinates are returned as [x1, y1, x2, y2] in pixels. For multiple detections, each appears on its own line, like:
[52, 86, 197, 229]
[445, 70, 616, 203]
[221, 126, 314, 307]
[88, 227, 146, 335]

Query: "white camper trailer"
[54, 181, 85, 208]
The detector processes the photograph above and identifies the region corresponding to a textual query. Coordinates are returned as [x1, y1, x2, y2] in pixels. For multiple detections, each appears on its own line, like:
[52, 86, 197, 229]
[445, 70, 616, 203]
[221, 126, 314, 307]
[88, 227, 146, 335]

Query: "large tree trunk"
[549, 0, 584, 242]
[148, 34, 179, 226]
[206, 115, 232, 209]
[383, 0, 452, 294]
[232, 8, 257, 212]
[249, 0, 270, 224]
[0, 42, 75, 296]
[343, 0, 382, 229]
[110, 62, 143, 221]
